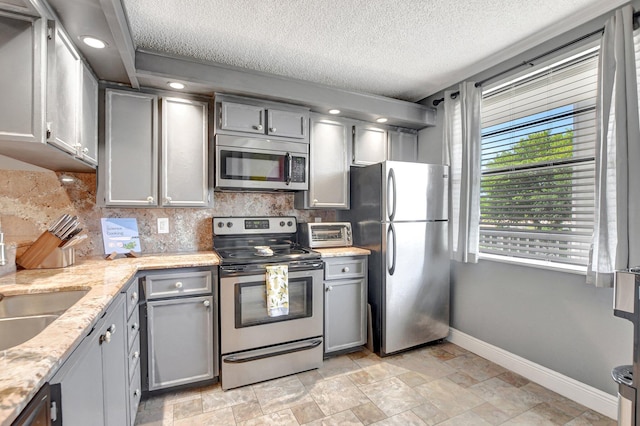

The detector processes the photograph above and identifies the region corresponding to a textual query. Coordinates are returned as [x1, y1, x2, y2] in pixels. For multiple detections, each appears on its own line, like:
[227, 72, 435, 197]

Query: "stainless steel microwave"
[215, 134, 309, 191]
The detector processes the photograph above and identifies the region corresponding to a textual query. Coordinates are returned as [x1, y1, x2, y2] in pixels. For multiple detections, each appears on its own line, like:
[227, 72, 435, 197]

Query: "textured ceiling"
[123, 0, 620, 102]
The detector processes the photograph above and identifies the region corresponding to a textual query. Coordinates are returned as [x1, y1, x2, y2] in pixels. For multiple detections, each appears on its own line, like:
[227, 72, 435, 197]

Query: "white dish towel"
[265, 264, 289, 317]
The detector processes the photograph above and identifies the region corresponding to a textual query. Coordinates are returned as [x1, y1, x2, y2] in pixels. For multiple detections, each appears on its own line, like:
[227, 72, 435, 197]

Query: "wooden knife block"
[16, 231, 63, 269]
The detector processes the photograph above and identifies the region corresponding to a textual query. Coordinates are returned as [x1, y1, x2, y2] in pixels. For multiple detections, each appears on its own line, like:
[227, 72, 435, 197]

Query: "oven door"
[220, 266, 323, 354]
[215, 135, 308, 191]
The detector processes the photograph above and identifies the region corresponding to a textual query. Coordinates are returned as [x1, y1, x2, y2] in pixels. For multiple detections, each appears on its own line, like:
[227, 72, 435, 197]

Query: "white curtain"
[588, 5, 640, 287]
[444, 82, 482, 263]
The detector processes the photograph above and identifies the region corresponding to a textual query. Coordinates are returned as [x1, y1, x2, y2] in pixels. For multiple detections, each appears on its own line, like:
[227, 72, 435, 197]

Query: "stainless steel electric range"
[213, 216, 324, 390]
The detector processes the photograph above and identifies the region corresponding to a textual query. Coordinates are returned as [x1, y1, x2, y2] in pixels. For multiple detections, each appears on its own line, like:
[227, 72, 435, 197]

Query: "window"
[479, 48, 598, 267]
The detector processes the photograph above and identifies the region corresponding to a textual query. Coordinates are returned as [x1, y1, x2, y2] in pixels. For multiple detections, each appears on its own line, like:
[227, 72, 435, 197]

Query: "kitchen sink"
[0, 289, 88, 319]
[0, 315, 59, 351]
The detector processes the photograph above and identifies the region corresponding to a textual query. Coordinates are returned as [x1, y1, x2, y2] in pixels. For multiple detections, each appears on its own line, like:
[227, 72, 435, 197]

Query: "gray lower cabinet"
[50, 294, 128, 426]
[295, 115, 350, 209]
[323, 256, 368, 355]
[353, 125, 387, 166]
[142, 268, 217, 392]
[102, 89, 210, 207]
[388, 129, 418, 162]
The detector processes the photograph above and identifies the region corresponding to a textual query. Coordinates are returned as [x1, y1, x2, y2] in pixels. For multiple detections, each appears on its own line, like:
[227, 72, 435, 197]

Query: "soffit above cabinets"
[44, 0, 627, 129]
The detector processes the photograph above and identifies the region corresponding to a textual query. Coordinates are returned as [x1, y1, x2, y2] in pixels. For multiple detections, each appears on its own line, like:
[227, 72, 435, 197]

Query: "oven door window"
[235, 276, 312, 328]
[220, 150, 285, 182]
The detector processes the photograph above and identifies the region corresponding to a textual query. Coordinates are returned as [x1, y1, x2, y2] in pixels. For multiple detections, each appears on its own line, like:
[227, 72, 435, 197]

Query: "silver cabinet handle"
[165, 196, 172, 204]
[133, 389, 140, 398]
[326, 286, 333, 292]
[254, 124, 263, 131]
[133, 351, 140, 359]
[131, 292, 138, 303]
[203, 300, 210, 307]
[269, 127, 276, 132]
[100, 330, 112, 344]
[131, 322, 139, 332]
[175, 281, 183, 289]
[146, 196, 154, 203]
[82, 147, 89, 154]
[342, 266, 350, 273]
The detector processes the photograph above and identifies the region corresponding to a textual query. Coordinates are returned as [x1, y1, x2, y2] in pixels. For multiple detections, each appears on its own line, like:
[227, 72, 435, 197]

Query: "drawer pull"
[326, 286, 333, 292]
[342, 266, 350, 273]
[131, 292, 138, 303]
[175, 281, 183, 289]
[133, 389, 140, 398]
[133, 351, 140, 359]
[203, 300, 211, 307]
[131, 322, 139, 332]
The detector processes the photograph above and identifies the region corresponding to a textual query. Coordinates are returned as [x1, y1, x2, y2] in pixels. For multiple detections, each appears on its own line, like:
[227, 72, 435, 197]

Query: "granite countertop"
[0, 252, 220, 426]
[314, 246, 371, 257]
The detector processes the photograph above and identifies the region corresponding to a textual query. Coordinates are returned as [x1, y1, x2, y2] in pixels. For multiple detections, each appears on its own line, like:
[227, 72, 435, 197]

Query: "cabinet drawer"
[145, 270, 212, 299]
[125, 282, 139, 318]
[129, 364, 142, 423]
[324, 257, 366, 280]
[126, 308, 140, 351]
[128, 334, 141, 383]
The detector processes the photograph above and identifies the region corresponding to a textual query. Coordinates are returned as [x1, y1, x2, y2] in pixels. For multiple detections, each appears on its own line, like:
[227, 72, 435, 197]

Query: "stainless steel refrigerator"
[338, 161, 449, 356]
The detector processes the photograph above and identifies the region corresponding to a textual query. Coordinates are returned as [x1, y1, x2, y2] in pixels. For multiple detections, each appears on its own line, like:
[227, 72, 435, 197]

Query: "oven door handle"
[285, 152, 292, 185]
[223, 339, 322, 364]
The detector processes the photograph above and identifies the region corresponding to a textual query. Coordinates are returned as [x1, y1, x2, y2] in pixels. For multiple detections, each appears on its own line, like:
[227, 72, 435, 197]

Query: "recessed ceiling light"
[80, 36, 107, 49]
[328, 109, 341, 115]
[168, 82, 185, 90]
[376, 117, 388, 123]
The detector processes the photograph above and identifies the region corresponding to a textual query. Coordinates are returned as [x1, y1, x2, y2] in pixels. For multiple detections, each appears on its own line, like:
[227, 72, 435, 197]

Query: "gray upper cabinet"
[0, 12, 97, 172]
[104, 89, 159, 206]
[220, 101, 264, 134]
[161, 97, 209, 207]
[267, 109, 307, 139]
[0, 12, 46, 144]
[218, 97, 308, 140]
[79, 65, 99, 165]
[295, 115, 350, 209]
[47, 21, 80, 155]
[103, 89, 211, 208]
[388, 129, 418, 162]
[353, 124, 387, 166]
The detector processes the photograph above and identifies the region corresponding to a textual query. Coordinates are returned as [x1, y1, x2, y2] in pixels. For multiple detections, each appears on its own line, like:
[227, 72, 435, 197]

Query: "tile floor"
[134, 342, 615, 425]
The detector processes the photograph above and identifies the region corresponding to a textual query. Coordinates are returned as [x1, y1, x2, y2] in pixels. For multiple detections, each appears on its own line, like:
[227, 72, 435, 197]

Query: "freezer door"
[383, 162, 448, 222]
[382, 221, 449, 354]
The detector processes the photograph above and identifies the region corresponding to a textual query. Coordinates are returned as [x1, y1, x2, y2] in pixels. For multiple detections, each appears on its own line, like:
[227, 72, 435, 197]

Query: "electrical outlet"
[314, 217, 322, 223]
[157, 218, 169, 234]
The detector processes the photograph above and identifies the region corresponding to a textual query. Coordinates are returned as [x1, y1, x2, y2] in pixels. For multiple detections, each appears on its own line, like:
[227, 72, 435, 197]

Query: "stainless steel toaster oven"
[298, 222, 352, 248]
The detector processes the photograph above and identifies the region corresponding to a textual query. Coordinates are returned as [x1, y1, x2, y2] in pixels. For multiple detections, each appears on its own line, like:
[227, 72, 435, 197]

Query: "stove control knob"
[280, 221, 285, 227]
[227, 222, 233, 228]
[217, 222, 224, 228]
[287, 221, 293, 227]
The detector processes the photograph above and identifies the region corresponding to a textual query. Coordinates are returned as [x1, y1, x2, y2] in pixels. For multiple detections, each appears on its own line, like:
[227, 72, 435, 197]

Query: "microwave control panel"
[291, 157, 306, 183]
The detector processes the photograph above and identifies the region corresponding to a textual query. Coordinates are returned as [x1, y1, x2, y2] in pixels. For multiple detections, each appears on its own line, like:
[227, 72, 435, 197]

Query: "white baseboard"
[447, 328, 618, 420]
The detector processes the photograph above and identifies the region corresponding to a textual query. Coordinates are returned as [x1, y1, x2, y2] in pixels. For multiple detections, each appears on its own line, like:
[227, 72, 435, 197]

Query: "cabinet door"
[324, 277, 367, 353]
[79, 65, 98, 165]
[0, 0, 40, 15]
[267, 109, 307, 139]
[161, 97, 210, 207]
[219, 102, 264, 134]
[0, 13, 46, 144]
[388, 130, 417, 162]
[48, 23, 80, 155]
[353, 125, 387, 166]
[101, 296, 128, 426]
[308, 117, 349, 209]
[147, 295, 214, 390]
[104, 90, 158, 206]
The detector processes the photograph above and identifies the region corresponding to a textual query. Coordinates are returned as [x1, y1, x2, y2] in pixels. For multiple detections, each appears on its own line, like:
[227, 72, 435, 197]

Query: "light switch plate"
[157, 218, 169, 234]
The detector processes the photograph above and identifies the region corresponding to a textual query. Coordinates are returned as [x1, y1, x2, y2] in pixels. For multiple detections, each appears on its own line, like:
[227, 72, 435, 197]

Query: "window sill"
[477, 253, 587, 276]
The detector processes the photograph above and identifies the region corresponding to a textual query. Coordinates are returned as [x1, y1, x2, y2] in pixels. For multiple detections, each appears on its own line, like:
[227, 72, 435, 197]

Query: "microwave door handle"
[285, 152, 292, 185]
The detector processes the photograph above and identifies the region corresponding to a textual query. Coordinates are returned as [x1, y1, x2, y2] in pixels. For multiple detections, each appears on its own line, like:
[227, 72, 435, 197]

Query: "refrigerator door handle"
[387, 168, 397, 221]
[387, 223, 396, 275]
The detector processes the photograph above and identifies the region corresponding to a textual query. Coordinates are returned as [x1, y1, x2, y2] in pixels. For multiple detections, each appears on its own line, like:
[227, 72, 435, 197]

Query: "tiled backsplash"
[0, 169, 335, 274]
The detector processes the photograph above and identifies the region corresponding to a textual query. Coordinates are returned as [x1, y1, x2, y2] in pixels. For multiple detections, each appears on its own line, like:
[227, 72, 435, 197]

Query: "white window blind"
[479, 49, 598, 266]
